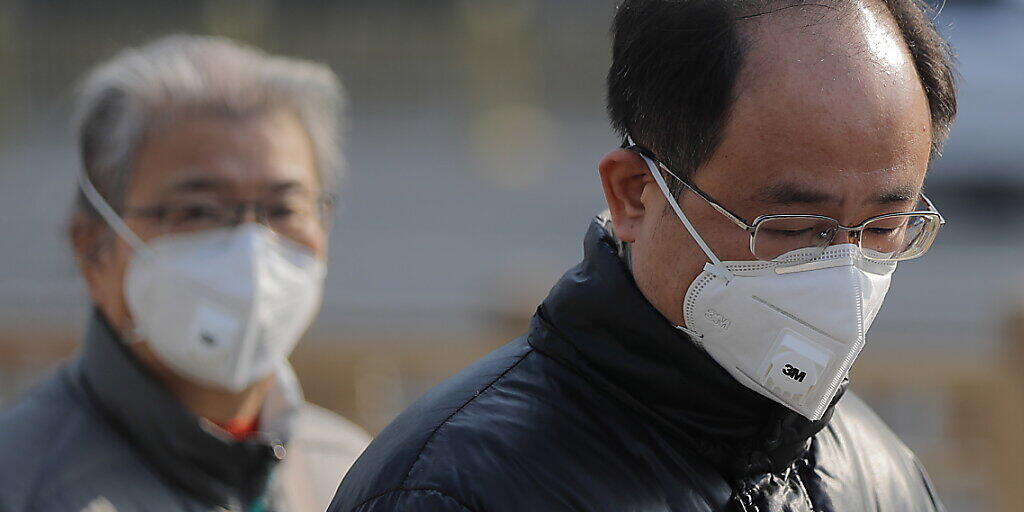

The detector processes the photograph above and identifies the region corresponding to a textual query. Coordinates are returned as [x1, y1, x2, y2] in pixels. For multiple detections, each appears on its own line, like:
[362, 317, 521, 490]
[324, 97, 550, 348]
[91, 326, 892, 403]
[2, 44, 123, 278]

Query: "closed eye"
[762, 227, 814, 237]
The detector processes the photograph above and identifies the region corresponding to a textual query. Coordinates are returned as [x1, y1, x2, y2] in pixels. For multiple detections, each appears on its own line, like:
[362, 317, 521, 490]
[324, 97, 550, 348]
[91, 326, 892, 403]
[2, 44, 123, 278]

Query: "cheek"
[630, 211, 709, 323]
[307, 229, 329, 259]
[89, 241, 135, 333]
[95, 243, 130, 293]
[675, 194, 754, 262]
[313, 240, 328, 262]
[287, 222, 330, 257]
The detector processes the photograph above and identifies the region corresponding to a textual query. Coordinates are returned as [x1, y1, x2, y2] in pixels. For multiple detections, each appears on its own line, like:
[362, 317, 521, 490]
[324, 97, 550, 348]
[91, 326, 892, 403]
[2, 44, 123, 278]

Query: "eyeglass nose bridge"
[830, 224, 863, 245]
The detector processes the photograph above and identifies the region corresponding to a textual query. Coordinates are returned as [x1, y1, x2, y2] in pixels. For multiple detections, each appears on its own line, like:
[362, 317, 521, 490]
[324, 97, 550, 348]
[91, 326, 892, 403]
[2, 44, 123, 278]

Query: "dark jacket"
[0, 312, 370, 512]
[328, 216, 944, 512]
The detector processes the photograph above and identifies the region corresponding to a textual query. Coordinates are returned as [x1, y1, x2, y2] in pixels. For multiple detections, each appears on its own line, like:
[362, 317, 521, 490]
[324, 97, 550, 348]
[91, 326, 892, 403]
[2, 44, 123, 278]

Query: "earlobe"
[598, 149, 651, 243]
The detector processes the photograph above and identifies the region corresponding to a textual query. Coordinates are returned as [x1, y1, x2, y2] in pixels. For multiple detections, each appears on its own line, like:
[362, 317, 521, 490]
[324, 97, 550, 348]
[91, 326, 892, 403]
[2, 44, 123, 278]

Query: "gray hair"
[74, 34, 345, 222]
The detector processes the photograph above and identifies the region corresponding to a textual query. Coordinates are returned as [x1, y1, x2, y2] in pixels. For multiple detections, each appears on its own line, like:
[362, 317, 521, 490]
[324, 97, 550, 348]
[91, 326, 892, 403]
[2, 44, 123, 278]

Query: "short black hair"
[606, 0, 957, 194]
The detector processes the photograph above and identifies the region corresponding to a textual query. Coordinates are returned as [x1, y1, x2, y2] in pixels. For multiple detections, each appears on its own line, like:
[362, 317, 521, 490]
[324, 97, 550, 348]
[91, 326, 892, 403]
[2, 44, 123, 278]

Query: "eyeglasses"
[631, 148, 945, 263]
[123, 193, 334, 243]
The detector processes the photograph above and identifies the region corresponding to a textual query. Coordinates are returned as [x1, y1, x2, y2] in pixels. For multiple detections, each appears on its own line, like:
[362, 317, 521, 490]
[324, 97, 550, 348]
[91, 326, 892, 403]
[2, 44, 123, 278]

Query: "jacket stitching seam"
[398, 346, 536, 487]
[351, 487, 475, 512]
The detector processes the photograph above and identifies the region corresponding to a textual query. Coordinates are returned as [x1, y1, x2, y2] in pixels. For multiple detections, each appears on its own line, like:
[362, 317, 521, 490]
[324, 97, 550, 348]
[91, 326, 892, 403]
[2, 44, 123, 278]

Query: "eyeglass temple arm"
[624, 138, 755, 233]
[673, 168, 944, 232]
[920, 192, 946, 224]
[657, 163, 756, 233]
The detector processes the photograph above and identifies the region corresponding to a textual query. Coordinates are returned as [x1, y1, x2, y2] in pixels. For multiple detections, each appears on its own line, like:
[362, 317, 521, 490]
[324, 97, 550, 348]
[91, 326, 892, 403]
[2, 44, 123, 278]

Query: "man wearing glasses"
[330, 0, 955, 510]
[0, 36, 369, 511]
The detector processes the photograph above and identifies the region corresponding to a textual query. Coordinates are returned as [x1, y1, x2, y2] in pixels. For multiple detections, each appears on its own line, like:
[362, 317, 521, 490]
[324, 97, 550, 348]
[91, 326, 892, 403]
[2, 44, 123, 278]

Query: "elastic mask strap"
[674, 324, 704, 340]
[78, 170, 146, 250]
[627, 137, 724, 269]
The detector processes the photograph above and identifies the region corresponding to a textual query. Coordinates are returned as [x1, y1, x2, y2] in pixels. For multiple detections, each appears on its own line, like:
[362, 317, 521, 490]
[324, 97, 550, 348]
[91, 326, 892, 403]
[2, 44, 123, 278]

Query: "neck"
[130, 341, 275, 425]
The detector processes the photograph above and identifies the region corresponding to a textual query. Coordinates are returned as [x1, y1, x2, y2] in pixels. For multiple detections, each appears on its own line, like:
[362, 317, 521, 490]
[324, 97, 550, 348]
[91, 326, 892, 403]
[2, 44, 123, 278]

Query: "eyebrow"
[166, 175, 308, 196]
[872, 185, 918, 204]
[168, 176, 224, 193]
[756, 183, 837, 204]
[755, 182, 920, 206]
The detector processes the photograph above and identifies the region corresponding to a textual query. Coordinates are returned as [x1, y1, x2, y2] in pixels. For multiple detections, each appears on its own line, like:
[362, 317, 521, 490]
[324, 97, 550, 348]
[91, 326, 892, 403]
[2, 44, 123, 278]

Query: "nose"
[237, 203, 261, 224]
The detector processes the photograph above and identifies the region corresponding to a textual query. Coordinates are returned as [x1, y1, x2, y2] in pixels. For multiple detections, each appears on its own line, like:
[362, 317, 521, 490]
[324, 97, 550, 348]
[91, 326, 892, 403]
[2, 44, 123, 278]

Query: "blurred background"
[0, 0, 1022, 510]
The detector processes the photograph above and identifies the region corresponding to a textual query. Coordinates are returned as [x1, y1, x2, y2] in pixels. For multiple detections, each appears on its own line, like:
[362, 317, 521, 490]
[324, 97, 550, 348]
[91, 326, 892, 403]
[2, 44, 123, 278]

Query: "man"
[329, 0, 956, 510]
[0, 35, 369, 512]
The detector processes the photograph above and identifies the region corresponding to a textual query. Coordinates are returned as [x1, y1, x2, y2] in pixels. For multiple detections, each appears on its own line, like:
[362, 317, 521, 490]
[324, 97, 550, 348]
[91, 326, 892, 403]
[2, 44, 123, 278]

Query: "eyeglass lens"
[153, 197, 328, 242]
[752, 217, 838, 261]
[860, 214, 938, 260]
[752, 214, 940, 262]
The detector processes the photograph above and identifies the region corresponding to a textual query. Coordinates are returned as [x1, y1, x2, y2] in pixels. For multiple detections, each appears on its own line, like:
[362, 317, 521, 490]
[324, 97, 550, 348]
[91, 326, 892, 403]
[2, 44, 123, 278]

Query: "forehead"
[703, 1, 932, 197]
[126, 109, 320, 202]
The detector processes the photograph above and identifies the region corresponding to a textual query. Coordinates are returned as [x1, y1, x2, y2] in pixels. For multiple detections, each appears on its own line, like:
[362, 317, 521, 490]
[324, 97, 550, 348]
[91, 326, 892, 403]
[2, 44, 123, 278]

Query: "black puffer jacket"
[328, 217, 944, 512]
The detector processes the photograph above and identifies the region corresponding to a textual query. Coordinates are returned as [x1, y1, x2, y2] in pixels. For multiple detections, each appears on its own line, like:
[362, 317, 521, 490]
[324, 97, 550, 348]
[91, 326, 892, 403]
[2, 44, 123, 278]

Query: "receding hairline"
[733, 0, 916, 85]
[714, 0, 934, 162]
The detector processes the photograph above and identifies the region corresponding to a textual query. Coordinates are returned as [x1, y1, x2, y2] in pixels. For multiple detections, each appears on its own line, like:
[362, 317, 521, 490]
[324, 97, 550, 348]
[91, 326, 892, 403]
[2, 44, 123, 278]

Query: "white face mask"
[79, 173, 326, 392]
[635, 150, 897, 420]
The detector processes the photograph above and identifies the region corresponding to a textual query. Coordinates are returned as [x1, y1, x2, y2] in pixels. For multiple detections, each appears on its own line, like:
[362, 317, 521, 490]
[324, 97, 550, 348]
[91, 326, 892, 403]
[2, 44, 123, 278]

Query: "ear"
[598, 148, 654, 243]
[70, 213, 112, 305]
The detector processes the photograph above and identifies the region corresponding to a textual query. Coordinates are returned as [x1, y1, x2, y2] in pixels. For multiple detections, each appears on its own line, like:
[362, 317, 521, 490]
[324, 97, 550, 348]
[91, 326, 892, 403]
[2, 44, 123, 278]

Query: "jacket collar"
[528, 215, 844, 478]
[72, 310, 300, 508]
